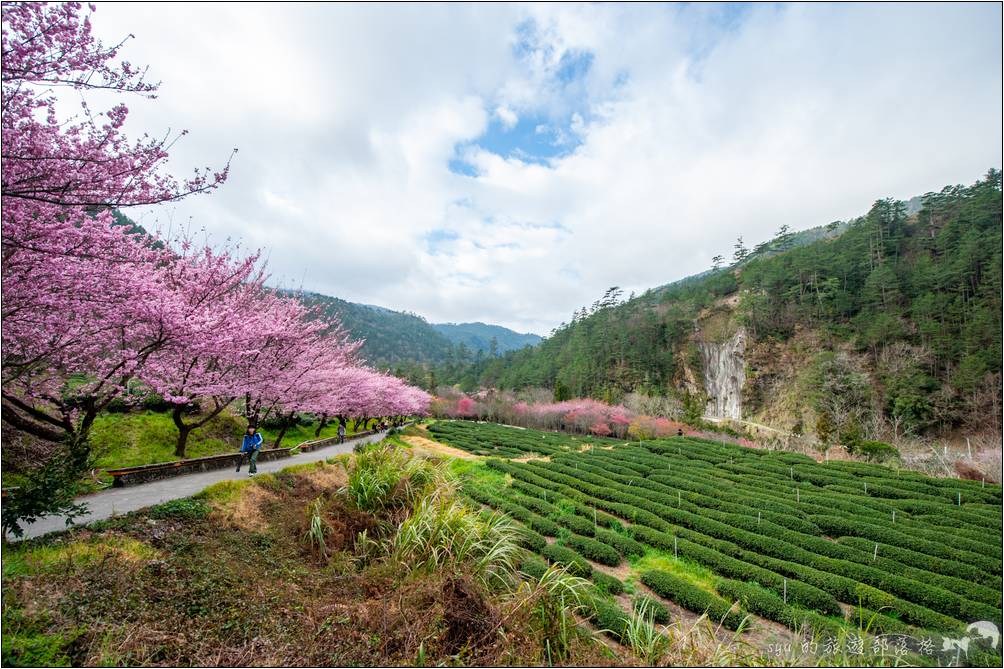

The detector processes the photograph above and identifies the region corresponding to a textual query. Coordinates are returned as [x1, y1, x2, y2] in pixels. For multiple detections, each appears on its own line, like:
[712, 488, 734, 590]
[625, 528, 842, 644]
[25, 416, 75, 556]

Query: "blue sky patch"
[449, 112, 585, 174]
[424, 228, 460, 255]
[556, 49, 594, 83]
[448, 158, 479, 177]
[448, 17, 600, 175]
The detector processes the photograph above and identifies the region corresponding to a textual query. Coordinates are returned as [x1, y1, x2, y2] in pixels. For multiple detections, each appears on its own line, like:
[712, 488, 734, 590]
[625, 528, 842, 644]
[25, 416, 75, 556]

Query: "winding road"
[10, 430, 391, 541]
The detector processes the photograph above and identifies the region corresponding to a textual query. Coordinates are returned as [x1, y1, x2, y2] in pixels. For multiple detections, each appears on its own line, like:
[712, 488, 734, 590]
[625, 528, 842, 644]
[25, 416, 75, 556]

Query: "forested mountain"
[442, 171, 1002, 438]
[295, 292, 538, 370]
[432, 322, 541, 354]
[296, 292, 454, 366]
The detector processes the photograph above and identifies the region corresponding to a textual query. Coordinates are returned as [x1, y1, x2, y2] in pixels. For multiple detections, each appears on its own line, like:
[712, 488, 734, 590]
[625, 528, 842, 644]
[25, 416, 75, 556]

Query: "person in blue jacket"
[237, 425, 264, 476]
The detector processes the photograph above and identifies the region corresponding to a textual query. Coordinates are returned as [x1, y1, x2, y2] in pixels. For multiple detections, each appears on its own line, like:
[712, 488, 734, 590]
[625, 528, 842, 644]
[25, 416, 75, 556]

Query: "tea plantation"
[427, 420, 619, 457]
[446, 420, 1003, 660]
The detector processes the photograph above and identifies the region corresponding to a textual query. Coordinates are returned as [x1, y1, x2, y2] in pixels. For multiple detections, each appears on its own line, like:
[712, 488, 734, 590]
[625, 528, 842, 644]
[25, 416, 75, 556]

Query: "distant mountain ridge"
[432, 322, 541, 354]
[295, 291, 541, 368]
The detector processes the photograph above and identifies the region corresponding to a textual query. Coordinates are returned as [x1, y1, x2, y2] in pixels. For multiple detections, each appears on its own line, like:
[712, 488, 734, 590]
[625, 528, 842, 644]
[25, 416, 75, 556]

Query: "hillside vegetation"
[297, 292, 456, 366]
[447, 172, 1002, 439]
[2, 446, 614, 667]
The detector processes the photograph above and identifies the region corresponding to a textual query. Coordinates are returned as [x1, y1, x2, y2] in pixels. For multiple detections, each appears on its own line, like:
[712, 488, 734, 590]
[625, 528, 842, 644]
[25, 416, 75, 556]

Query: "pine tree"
[732, 236, 749, 264]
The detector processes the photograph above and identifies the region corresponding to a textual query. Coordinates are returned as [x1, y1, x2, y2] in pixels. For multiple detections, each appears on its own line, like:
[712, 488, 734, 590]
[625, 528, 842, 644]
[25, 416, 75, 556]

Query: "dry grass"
[401, 435, 478, 460]
[210, 481, 277, 532]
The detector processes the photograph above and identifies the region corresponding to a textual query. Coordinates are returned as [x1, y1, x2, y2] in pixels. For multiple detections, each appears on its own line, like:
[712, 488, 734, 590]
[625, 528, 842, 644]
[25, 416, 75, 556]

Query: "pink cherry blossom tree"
[235, 308, 363, 448]
[138, 248, 275, 457]
[1, 3, 231, 533]
[2, 3, 232, 447]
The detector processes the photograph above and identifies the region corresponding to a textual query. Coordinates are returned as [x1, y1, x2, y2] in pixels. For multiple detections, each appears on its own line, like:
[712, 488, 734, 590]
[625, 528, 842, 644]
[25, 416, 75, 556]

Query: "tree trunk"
[273, 411, 296, 449]
[172, 405, 195, 458]
[314, 414, 328, 438]
[172, 399, 232, 458]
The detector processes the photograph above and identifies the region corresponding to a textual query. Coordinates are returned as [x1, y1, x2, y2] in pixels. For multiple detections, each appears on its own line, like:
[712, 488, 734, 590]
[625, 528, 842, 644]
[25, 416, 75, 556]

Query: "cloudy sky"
[90, 2, 1002, 335]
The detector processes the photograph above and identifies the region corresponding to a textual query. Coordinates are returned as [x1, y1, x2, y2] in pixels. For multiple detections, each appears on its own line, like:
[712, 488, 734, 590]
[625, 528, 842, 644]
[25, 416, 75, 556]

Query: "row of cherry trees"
[1, 4, 427, 533]
[431, 391, 691, 440]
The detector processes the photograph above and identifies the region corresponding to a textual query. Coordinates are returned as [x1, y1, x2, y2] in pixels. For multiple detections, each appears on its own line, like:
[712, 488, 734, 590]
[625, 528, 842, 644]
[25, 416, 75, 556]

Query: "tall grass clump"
[344, 442, 603, 664]
[511, 563, 591, 663]
[390, 497, 521, 589]
[624, 598, 669, 664]
[303, 497, 329, 557]
[342, 442, 453, 512]
[659, 613, 759, 666]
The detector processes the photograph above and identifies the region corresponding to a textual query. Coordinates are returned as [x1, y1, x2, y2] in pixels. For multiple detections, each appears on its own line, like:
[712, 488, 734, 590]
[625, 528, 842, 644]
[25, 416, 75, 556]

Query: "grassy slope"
[1, 455, 612, 667]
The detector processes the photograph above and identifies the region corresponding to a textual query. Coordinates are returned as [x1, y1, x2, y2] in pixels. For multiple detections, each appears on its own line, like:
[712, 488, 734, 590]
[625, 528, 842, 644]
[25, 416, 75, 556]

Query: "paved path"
[12, 430, 391, 541]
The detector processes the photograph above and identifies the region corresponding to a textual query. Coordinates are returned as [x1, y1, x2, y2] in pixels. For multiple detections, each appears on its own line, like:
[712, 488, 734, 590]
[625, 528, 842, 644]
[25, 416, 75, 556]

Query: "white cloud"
[495, 105, 519, 129]
[88, 3, 1002, 334]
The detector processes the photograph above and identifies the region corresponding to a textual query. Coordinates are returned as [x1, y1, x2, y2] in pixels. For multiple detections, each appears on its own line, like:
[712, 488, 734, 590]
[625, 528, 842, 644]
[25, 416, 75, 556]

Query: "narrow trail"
[704, 415, 790, 436]
[10, 430, 391, 542]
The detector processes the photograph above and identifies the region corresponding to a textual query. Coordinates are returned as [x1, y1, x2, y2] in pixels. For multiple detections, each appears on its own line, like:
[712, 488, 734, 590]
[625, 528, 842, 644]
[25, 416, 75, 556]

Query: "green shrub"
[628, 525, 841, 615]
[639, 569, 744, 630]
[716, 578, 840, 637]
[810, 515, 1000, 575]
[584, 597, 630, 642]
[837, 537, 1002, 605]
[465, 485, 561, 537]
[591, 570, 625, 596]
[633, 595, 670, 624]
[523, 514, 561, 537]
[854, 584, 962, 633]
[105, 396, 133, 413]
[850, 607, 914, 635]
[856, 440, 900, 462]
[836, 536, 996, 590]
[594, 528, 645, 558]
[141, 393, 178, 413]
[0, 607, 81, 668]
[148, 497, 210, 520]
[541, 544, 593, 578]
[556, 513, 596, 536]
[514, 526, 547, 553]
[520, 555, 550, 581]
[568, 503, 622, 530]
[514, 493, 560, 518]
[561, 534, 621, 567]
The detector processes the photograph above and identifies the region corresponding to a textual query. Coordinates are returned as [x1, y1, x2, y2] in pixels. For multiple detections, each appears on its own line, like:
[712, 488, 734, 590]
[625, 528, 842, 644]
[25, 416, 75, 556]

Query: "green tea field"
[434, 420, 1004, 664]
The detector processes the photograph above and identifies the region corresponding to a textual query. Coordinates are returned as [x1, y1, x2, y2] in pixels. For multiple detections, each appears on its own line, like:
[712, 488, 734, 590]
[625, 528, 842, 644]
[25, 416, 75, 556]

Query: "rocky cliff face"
[698, 327, 746, 420]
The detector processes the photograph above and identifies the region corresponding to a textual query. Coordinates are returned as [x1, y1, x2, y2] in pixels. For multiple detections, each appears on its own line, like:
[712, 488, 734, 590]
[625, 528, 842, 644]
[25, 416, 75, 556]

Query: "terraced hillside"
[439, 420, 1004, 664]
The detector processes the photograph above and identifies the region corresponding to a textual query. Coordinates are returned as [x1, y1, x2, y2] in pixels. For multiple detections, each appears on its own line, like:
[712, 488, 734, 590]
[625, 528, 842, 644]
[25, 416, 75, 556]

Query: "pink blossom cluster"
[627, 415, 691, 440]
[514, 399, 633, 438]
[429, 391, 698, 441]
[0, 4, 429, 458]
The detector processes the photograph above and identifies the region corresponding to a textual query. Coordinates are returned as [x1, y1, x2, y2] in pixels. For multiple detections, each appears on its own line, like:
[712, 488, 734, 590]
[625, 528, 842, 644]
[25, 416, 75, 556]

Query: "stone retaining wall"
[107, 448, 292, 487]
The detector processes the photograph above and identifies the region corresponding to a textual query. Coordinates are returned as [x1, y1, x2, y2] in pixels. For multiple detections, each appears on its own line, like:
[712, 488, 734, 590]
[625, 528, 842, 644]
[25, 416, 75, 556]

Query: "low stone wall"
[107, 448, 292, 487]
[298, 429, 377, 453]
